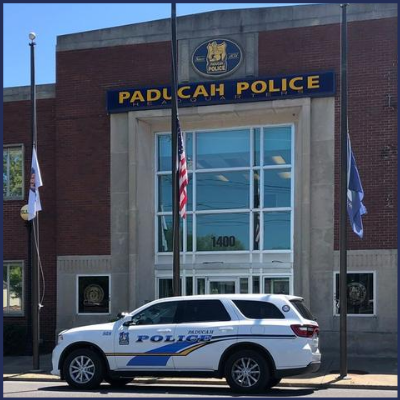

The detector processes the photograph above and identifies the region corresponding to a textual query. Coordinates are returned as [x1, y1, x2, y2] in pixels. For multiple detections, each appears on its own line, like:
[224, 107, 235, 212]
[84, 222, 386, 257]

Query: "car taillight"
[291, 324, 319, 338]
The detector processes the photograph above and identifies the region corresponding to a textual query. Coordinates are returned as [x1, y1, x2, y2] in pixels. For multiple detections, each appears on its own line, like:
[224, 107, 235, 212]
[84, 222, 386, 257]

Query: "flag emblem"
[178, 120, 189, 219]
[28, 148, 43, 220]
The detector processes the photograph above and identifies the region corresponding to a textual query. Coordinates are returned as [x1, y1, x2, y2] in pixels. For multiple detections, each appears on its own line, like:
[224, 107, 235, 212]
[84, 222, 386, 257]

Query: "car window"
[290, 299, 316, 321]
[233, 300, 285, 319]
[132, 301, 178, 325]
[177, 300, 231, 323]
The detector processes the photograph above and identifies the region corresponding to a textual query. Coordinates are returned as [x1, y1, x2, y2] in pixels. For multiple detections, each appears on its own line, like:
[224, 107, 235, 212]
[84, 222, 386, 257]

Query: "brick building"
[3, 3, 397, 355]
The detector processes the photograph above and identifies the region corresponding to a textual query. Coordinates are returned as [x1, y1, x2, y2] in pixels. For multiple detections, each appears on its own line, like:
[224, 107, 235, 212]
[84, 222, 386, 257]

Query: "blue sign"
[107, 71, 335, 114]
[192, 38, 243, 78]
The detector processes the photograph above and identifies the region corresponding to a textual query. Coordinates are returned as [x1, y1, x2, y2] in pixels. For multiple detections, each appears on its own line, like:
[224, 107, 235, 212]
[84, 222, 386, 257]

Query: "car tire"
[266, 377, 281, 389]
[224, 349, 270, 393]
[63, 348, 104, 390]
[104, 377, 133, 387]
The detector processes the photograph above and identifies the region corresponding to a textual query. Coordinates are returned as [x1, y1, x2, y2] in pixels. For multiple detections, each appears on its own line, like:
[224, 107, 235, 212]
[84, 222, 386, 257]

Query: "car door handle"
[219, 327, 234, 331]
[157, 329, 172, 333]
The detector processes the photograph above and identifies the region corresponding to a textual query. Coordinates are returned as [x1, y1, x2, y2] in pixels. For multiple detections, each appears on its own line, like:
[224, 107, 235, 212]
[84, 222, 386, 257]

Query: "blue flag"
[347, 135, 367, 238]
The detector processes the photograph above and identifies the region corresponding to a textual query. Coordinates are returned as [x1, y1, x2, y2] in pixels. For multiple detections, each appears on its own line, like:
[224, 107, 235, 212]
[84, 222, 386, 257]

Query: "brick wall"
[3, 98, 57, 352]
[55, 41, 171, 255]
[259, 17, 397, 249]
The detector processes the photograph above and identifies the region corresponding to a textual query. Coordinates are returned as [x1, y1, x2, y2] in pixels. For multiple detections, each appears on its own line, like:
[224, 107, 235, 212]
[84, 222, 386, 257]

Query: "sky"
[3, 3, 308, 88]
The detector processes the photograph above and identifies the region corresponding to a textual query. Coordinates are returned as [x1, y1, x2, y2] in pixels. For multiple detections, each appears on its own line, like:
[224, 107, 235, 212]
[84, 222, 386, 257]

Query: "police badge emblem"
[206, 41, 227, 74]
[119, 332, 129, 345]
[192, 38, 243, 78]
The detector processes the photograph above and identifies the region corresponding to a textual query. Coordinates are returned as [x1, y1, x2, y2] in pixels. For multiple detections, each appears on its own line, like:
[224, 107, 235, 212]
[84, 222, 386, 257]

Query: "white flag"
[28, 148, 43, 220]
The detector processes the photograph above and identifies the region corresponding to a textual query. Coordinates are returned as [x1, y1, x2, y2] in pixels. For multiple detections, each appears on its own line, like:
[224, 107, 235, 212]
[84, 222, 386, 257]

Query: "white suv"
[52, 294, 321, 393]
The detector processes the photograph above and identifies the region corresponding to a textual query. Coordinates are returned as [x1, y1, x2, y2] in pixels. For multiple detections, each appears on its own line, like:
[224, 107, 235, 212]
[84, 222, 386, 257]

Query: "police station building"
[3, 3, 397, 355]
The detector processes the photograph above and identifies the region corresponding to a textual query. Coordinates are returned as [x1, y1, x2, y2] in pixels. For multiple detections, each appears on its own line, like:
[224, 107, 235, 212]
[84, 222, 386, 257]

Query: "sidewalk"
[3, 352, 398, 390]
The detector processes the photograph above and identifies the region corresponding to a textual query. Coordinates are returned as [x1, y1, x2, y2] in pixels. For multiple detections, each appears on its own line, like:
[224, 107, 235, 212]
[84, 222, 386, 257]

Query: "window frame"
[76, 274, 111, 316]
[333, 271, 377, 317]
[3, 144, 25, 200]
[3, 260, 24, 316]
[154, 124, 294, 257]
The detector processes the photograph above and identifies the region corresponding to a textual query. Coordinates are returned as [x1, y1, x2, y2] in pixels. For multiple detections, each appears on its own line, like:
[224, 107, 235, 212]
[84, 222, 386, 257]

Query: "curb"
[3, 375, 397, 391]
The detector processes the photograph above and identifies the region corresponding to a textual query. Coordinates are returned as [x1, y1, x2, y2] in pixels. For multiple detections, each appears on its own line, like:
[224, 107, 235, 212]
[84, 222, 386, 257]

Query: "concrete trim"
[333, 249, 398, 268]
[56, 4, 397, 52]
[3, 84, 55, 102]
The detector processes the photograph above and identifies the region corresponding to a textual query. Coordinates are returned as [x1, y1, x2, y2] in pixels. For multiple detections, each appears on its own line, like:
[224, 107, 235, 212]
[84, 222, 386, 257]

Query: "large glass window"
[3, 146, 23, 200]
[197, 171, 249, 210]
[196, 129, 250, 169]
[334, 272, 375, 315]
[197, 213, 249, 251]
[156, 125, 293, 254]
[3, 262, 23, 315]
[264, 126, 291, 166]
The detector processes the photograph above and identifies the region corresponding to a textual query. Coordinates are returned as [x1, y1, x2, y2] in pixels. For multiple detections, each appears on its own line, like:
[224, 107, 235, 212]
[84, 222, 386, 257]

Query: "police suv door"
[173, 299, 238, 371]
[113, 300, 178, 371]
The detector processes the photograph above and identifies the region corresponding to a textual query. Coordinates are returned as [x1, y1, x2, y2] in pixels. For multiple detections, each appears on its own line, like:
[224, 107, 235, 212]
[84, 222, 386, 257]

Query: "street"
[3, 381, 397, 398]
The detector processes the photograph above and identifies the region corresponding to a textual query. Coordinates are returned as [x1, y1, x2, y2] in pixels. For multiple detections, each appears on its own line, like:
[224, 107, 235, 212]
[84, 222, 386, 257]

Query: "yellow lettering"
[307, 75, 320, 89]
[162, 88, 171, 101]
[119, 91, 130, 104]
[147, 89, 161, 102]
[251, 81, 267, 94]
[177, 86, 191, 99]
[281, 78, 287, 92]
[193, 85, 209, 98]
[130, 91, 145, 103]
[289, 77, 303, 91]
[237, 82, 250, 95]
[268, 80, 280, 93]
[210, 84, 225, 96]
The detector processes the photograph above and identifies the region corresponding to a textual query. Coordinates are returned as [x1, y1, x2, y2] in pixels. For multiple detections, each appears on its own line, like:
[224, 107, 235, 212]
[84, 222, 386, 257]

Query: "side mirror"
[122, 318, 134, 327]
[117, 311, 129, 320]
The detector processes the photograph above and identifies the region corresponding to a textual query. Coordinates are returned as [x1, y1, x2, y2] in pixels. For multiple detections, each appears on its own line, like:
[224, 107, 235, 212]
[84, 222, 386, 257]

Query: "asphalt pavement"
[3, 352, 398, 390]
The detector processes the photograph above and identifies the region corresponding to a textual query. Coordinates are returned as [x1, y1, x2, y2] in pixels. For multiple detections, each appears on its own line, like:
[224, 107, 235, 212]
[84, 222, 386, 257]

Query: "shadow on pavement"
[39, 383, 316, 397]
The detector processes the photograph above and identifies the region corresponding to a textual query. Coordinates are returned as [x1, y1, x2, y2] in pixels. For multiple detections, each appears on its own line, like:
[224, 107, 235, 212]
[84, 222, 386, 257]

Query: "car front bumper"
[51, 344, 62, 377]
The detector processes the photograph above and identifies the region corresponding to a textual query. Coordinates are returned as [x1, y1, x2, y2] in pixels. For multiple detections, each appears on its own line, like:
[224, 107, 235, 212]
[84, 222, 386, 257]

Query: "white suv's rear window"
[290, 300, 316, 321]
[233, 300, 285, 319]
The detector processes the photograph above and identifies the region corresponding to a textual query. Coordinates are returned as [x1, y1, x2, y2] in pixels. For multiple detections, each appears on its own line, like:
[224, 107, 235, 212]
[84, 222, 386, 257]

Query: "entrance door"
[195, 277, 238, 294]
[209, 279, 236, 294]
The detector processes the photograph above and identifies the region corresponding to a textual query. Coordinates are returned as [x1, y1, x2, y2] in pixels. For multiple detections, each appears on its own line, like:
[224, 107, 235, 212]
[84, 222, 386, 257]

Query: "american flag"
[178, 119, 189, 219]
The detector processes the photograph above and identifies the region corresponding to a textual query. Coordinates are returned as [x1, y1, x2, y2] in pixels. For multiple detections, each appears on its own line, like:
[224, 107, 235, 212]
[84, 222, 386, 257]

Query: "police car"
[52, 294, 320, 393]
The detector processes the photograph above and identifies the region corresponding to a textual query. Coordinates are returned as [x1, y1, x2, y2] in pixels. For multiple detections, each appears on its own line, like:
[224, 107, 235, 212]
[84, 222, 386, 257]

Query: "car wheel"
[104, 377, 133, 387]
[266, 377, 281, 389]
[224, 350, 270, 393]
[64, 348, 104, 390]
